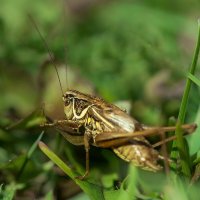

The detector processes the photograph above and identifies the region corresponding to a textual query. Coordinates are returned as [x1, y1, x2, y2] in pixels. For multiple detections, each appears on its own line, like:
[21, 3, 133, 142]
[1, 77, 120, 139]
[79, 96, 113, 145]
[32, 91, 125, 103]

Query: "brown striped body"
[60, 90, 162, 171]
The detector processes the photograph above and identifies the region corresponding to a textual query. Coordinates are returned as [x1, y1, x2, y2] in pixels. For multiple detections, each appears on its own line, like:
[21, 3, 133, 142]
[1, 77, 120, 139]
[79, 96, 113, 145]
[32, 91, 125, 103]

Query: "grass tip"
[38, 141, 47, 149]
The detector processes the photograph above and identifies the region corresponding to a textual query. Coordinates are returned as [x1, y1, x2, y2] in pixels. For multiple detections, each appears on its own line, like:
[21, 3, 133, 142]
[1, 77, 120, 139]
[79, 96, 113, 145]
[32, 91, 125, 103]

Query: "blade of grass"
[17, 131, 44, 180]
[39, 142, 140, 199]
[39, 141, 76, 178]
[188, 73, 200, 87]
[28, 131, 44, 158]
[126, 166, 138, 199]
[0, 183, 24, 200]
[175, 20, 200, 177]
[188, 103, 200, 155]
[38, 142, 105, 200]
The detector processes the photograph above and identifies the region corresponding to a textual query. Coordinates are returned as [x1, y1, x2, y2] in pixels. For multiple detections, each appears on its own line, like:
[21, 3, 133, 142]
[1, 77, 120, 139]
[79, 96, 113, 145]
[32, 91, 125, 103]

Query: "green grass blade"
[125, 166, 138, 200]
[38, 142, 105, 200]
[188, 73, 200, 87]
[175, 20, 200, 177]
[0, 183, 24, 200]
[188, 104, 200, 155]
[17, 131, 44, 180]
[39, 141, 75, 178]
[27, 131, 44, 158]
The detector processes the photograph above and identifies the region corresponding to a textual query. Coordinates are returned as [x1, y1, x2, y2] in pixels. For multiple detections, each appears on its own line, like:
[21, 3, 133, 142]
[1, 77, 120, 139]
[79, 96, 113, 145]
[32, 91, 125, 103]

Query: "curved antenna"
[65, 65, 69, 90]
[61, 0, 70, 90]
[28, 14, 64, 97]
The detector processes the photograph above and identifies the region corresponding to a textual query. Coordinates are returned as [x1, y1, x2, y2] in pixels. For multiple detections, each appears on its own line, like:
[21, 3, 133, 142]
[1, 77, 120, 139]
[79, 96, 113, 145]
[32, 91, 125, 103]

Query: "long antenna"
[62, 0, 70, 90]
[65, 65, 69, 90]
[28, 14, 64, 97]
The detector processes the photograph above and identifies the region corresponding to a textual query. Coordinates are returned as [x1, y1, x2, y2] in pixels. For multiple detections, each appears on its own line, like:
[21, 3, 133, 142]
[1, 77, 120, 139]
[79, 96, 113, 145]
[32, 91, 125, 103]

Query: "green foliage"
[67, 3, 189, 100]
[0, 0, 200, 199]
[39, 141, 138, 200]
[174, 22, 200, 177]
[0, 183, 22, 200]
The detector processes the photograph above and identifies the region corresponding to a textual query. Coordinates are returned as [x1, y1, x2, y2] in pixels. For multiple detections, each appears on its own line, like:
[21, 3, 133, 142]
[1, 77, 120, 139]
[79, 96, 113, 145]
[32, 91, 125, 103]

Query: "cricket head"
[62, 90, 94, 121]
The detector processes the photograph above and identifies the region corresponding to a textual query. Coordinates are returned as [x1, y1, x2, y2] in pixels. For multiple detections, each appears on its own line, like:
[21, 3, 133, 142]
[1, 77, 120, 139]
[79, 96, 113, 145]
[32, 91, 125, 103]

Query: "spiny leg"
[41, 119, 78, 127]
[160, 131, 170, 174]
[41, 120, 67, 127]
[76, 133, 90, 180]
[95, 123, 196, 148]
[43, 119, 91, 180]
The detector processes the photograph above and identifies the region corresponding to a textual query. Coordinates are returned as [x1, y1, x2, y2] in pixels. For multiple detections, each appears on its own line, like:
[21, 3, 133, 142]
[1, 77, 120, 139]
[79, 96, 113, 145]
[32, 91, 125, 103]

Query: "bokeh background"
[0, 0, 200, 199]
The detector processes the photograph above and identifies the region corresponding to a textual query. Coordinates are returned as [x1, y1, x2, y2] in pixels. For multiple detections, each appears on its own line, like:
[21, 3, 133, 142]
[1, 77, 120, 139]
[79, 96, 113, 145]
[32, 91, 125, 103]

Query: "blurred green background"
[0, 0, 200, 199]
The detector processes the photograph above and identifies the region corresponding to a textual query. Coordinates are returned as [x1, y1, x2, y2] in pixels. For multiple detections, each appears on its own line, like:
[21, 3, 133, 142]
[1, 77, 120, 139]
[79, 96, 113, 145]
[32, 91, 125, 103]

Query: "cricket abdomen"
[113, 143, 162, 171]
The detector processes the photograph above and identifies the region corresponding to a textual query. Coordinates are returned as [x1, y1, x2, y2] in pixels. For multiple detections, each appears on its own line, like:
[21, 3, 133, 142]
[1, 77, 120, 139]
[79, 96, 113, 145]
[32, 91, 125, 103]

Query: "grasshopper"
[30, 16, 197, 180]
[43, 90, 196, 179]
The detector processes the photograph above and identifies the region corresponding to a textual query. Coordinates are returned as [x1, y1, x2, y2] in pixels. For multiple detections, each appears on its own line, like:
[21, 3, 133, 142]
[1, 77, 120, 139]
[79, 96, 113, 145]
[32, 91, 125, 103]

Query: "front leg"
[41, 119, 72, 127]
[43, 120, 92, 180]
[41, 120, 81, 130]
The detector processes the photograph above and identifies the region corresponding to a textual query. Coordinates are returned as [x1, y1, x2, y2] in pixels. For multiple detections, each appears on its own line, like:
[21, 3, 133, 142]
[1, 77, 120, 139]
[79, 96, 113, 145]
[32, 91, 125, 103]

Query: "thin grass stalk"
[175, 21, 200, 177]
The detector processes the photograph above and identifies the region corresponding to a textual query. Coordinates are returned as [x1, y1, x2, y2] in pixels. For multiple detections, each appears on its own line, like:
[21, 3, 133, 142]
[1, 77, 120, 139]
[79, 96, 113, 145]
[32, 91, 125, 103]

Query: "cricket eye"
[64, 99, 71, 106]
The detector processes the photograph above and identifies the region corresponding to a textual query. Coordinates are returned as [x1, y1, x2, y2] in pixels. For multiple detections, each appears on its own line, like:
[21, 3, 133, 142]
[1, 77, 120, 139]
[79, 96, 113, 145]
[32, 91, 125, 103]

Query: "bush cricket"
[30, 16, 197, 180]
